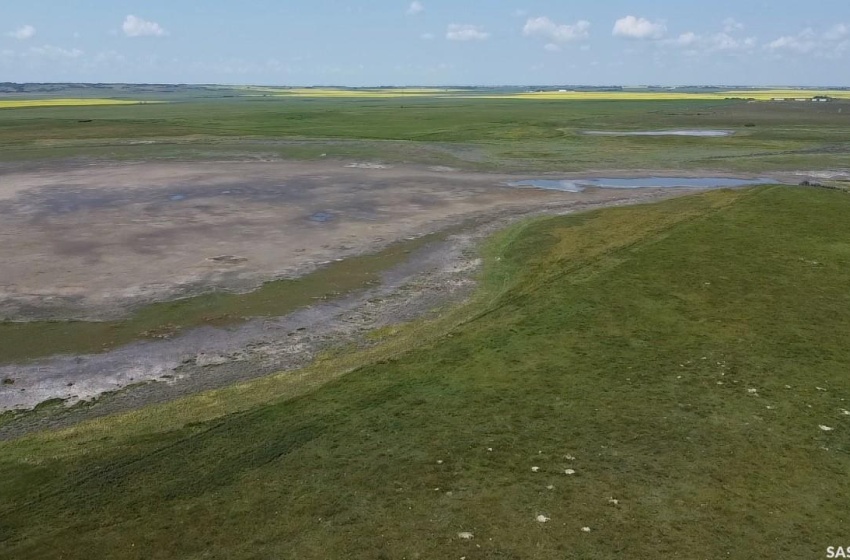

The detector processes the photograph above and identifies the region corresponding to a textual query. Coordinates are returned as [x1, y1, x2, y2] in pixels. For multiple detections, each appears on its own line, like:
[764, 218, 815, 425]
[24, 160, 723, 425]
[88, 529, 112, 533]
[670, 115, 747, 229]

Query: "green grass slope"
[1, 186, 849, 559]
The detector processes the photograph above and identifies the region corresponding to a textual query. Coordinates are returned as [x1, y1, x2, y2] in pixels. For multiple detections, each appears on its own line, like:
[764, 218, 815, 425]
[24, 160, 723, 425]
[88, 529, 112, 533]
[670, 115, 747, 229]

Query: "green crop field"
[1, 87, 848, 172]
[2, 186, 848, 559]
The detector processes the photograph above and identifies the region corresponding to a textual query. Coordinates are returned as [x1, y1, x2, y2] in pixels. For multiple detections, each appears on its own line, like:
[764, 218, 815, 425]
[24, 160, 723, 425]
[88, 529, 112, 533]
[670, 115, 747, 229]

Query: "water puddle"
[583, 129, 734, 137]
[507, 177, 776, 192]
[309, 211, 334, 223]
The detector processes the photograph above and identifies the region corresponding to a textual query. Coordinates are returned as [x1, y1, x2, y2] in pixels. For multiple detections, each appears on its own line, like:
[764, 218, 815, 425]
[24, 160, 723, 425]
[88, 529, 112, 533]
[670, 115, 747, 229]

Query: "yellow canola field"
[724, 89, 850, 100]
[269, 87, 461, 98]
[268, 88, 850, 101]
[479, 90, 850, 101]
[0, 98, 151, 109]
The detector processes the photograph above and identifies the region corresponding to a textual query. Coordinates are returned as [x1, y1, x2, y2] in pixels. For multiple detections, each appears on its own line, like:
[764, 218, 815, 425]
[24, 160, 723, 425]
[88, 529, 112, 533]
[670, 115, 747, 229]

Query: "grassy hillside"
[1, 186, 849, 559]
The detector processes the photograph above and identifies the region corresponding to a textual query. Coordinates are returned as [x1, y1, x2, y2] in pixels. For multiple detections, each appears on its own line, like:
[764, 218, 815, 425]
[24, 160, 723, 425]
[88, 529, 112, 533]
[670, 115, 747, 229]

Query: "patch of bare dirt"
[0, 186, 688, 439]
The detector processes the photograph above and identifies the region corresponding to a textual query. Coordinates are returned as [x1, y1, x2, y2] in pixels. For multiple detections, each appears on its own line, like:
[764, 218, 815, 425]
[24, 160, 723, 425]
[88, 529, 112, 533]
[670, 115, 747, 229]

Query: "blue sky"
[2, 1, 849, 86]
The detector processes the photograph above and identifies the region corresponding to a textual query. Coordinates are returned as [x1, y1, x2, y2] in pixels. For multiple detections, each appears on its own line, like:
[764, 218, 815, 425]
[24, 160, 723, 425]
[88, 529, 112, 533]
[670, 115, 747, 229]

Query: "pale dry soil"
[0, 161, 582, 321]
[0, 160, 766, 433]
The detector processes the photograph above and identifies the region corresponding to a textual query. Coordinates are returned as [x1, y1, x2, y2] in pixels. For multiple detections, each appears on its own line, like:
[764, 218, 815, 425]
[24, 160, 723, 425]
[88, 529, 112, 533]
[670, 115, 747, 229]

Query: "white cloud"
[28, 45, 84, 59]
[612, 16, 666, 40]
[407, 1, 424, 16]
[663, 30, 756, 54]
[767, 28, 819, 54]
[523, 16, 591, 43]
[446, 24, 489, 41]
[709, 32, 756, 52]
[766, 24, 849, 59]
[825, 23, 849, 41]
[8, 25, 36, 40]
[670, 32, 699, 47]
[122, 15, 166, 38]
[722, 18, 744, 33]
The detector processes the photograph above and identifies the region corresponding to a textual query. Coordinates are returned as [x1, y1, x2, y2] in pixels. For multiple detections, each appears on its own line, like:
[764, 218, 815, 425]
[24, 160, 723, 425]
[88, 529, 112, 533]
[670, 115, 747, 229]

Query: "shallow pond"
[507, 177, 776, 192]
[583, 129, 733, 137]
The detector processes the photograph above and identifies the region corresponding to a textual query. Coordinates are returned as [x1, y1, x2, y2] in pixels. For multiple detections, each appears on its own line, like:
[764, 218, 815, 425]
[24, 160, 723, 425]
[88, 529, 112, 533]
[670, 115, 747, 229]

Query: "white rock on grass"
[565, 469, 576, 475]
[842, 410, 850, 416]
[531, 466, 540, 472]
[819, 425, 834, 432]
[536, 515, 550, 523]
[581, 526, 592, 533]
[458, 532, 474, 540]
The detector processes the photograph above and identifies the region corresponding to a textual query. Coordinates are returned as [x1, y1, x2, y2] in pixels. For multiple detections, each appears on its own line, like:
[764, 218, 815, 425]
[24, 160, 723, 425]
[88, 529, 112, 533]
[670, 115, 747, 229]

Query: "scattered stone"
[842, 410, 850, 416]
[536, 515, 550, 523]
[817, 387, 828, 392]
[546, 485, 555, 490]
[581, 527, 592, 533]
[565, 469, 576, 475]
[608, 498, 619, 506]
[747, 388, 758, 395]
[819, 425, 834, 432]
[437, 460, 444, 465]
[531, 466, 540, 472]
[564, 454, 576, 461]
[458, 532, 474, 540]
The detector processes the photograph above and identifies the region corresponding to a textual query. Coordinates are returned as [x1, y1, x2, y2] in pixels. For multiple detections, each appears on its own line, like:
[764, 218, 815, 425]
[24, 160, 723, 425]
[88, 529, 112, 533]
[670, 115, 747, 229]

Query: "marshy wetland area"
[1, 85, 850, 559]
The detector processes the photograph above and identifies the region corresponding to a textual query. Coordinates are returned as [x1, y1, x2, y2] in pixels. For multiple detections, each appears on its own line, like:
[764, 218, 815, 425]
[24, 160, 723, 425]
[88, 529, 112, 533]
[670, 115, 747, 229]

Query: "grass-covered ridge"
[1, 186, 849, 559]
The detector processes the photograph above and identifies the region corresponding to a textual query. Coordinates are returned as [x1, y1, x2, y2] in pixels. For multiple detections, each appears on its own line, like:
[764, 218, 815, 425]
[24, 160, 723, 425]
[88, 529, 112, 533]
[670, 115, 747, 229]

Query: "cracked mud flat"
[0, 190, 689, 439]
[0, 160, 799, 323]
[0, 161, 568, 321]
[0, 160, 729, 436]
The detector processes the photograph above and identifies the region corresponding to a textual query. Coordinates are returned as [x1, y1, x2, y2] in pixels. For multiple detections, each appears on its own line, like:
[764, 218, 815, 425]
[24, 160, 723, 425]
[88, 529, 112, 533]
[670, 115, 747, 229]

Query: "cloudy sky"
[2, 0, 849, 86]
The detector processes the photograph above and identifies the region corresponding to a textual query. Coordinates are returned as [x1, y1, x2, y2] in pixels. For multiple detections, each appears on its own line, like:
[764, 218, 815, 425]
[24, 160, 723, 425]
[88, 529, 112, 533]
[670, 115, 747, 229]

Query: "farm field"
[1, 186, 848, 559]
[0, 98, 147, 109]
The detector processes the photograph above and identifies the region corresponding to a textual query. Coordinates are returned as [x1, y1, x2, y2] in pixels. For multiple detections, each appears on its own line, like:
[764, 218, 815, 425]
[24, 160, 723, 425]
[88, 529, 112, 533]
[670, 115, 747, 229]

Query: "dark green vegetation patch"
[1, 186, 848, 559]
